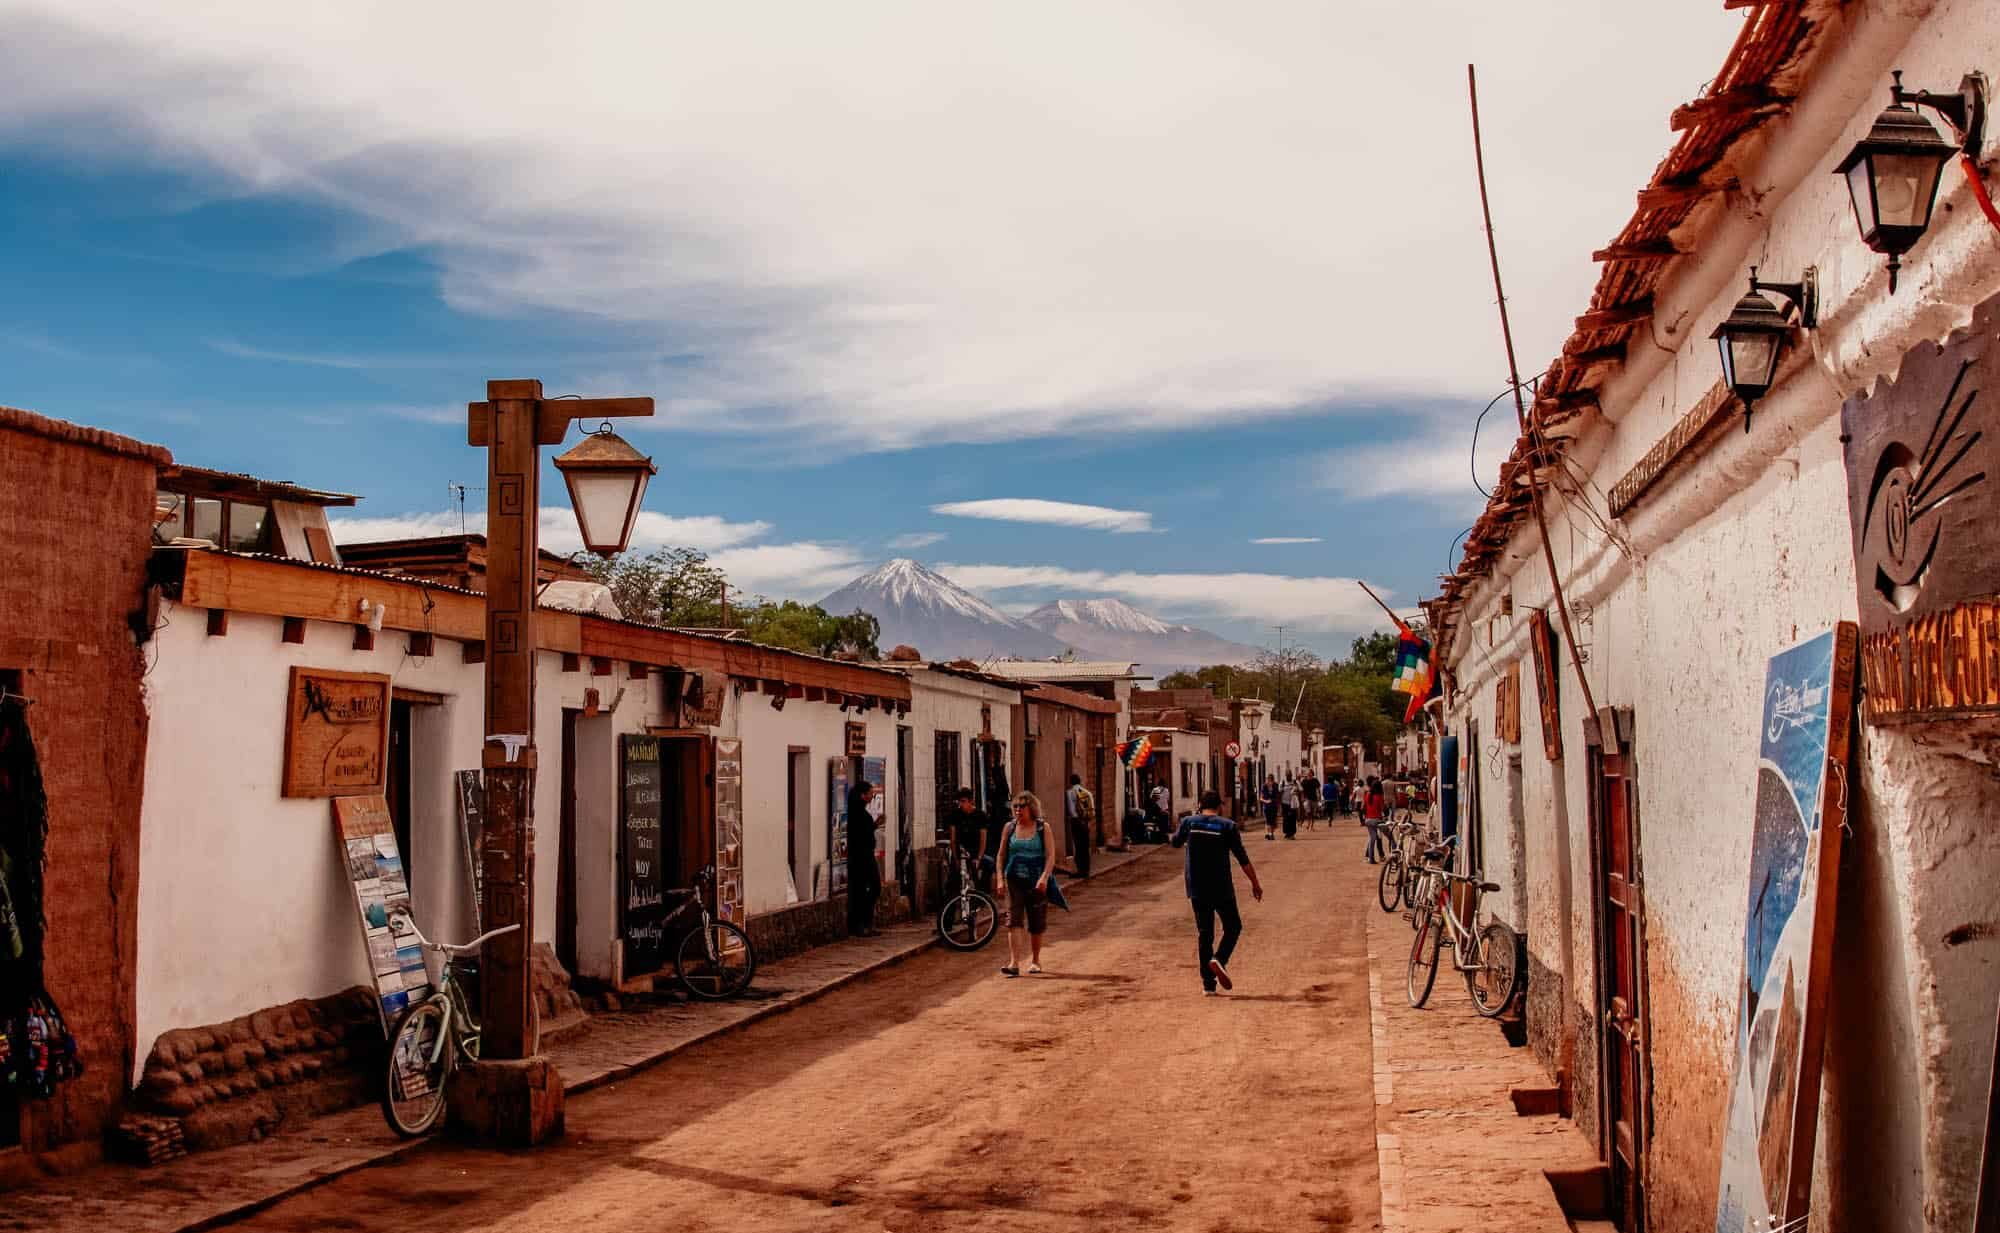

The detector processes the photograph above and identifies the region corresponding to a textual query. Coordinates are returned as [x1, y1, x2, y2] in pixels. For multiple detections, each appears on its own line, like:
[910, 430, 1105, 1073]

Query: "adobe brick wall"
[0, 408, 167, 1169]
[746, 890, 911, 966]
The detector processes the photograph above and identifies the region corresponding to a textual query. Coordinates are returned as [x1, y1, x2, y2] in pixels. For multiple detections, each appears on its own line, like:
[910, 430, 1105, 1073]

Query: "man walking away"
[1300, 772, 1319, 828]
[1260, 776, 1279, 841]
[1279, 775, 1299, 840]
[1149, 781, 1171, 829]
[846, 780, 882, 936]
[1172, 790, 1263, 995]
[1064, 773, 1094, 878]
[1324, 775, 1341, 818]
[1362, 776, 1387, 864]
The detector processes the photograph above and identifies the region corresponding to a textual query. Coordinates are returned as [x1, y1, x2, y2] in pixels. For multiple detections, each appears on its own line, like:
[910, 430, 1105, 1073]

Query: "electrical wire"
[1470, 371, 1545, 498]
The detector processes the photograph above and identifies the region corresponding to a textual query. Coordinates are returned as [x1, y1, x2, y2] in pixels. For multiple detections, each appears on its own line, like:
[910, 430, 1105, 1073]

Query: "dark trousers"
[847, 864, 880, 933]
[1262, 804, 1278, 833]
[1281, 805, 1298, 837]
[1193, 896, 1242, 989]
[1068, 818, 1092, 877]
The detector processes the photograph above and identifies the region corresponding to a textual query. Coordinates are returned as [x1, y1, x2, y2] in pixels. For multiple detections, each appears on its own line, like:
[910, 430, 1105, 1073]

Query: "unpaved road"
[233, 827, 1381, 1233]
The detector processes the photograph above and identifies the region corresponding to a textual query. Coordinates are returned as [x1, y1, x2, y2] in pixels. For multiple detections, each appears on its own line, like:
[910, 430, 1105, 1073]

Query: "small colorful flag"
[1391, 628, 1432, 696]
[1116, 735, 1155, 770]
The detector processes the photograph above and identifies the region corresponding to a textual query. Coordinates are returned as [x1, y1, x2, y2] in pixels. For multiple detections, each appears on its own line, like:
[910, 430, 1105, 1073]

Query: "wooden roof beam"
[1574, 297, 1655, 332]
[1670, 85, 1790, 132]
[1636, 176, 1737, 211]
[1592, 238, 1684, 263]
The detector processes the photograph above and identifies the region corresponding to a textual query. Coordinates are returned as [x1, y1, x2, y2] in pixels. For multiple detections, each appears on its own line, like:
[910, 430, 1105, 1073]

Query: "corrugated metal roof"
[160, 464, 359, 507]
[981, 660, 1149, 681]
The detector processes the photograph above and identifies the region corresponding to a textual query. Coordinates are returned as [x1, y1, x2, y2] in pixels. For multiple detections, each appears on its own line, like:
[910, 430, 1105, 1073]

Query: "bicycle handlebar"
[387, 908, 522, 955]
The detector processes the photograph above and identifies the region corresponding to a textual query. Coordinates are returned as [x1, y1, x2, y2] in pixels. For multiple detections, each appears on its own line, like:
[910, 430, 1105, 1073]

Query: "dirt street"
[232, 827, 1381, 1233]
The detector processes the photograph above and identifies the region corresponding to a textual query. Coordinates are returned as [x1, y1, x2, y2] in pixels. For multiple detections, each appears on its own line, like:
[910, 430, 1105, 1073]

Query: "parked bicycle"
[937, 849, 999, 950]
[379, 912, 534, 1137]
[1375, 817, 1427, 912]
[1404, 844, 1522, 1016]
[658, 865, 757, 1001]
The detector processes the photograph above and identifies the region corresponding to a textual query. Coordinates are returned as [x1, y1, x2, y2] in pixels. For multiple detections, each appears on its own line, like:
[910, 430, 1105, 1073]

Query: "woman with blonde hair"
[997, 791, 1054, 976]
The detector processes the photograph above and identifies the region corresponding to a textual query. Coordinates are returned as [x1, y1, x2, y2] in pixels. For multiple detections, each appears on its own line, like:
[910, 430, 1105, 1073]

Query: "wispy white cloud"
[712, 542, 866, 600]
[330, 507, 771, 554]
[1251, 536, 1321, 545]
[934, 562, 1392, 633]
[1313, 415, 1500, 517]
[886, 531, 947, 550]
[932, 499, 1154, 534]
[0, 3, 1741, 450]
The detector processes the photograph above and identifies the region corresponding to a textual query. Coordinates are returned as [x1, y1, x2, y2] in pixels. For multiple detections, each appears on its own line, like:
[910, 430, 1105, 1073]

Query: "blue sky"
[0, 3, 1742, 659]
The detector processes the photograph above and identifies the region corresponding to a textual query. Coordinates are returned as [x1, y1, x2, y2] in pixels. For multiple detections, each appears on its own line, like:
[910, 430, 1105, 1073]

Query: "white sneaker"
[1028, 962, 1043, 975]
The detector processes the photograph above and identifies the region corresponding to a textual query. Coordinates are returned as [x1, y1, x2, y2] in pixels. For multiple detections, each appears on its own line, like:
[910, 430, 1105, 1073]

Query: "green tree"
[739, 601, 882, 659]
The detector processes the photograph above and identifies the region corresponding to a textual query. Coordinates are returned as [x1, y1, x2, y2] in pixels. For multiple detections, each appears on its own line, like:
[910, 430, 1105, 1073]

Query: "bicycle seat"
[1422, 844, 1452, 861]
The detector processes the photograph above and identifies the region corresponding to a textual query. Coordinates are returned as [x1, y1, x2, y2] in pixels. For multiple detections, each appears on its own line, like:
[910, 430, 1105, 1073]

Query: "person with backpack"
[998, 792, 1056, 977]
[1172, 790, 1263, 996]
[1064, 773, 1095, 878]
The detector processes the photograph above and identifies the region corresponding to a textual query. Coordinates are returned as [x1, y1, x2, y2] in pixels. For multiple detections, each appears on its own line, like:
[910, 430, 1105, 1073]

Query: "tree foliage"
[581, 547, 880, 659]
[1157, 629, 1417, 751]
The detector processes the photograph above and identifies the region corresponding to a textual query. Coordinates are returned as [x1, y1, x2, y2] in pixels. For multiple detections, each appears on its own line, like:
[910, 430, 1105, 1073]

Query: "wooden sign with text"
[1844, 292, 2000, 724]
[845, 720, 867, 757]
[284, 667, 391, 798]
[1528, 612, 1562, 762]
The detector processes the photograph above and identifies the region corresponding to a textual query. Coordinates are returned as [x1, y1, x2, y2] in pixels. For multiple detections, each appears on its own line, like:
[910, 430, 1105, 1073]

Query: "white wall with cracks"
[1441, 2, 2000, 1228]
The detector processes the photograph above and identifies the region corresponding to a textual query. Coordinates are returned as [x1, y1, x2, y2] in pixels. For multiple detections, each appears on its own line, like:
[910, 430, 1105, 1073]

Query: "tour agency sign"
[283, 667, 391, 797]
[1843, 292, 2000, 724]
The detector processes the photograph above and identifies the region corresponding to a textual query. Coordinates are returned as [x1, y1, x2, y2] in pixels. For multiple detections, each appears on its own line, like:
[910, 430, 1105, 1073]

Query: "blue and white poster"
[1714, 625, 1856, 1233]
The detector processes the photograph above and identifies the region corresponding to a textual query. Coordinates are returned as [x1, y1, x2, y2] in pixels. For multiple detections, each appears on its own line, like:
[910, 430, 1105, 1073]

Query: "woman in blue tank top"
[998, 792, 1053, 977]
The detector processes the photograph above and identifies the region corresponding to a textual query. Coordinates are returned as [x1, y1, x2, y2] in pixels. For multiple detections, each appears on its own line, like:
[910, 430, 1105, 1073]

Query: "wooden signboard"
[454, 771, 485, 932]
[1527, 612, 1562, 762]
[618, 735, 669, 976]
[1844, 292, 2000, 724]
[685, 674, 723, 727]
[713, 738, 745, 931]
[332, 795, 431, 1032]
[1713, 625, 1857, 1232]
[284, 667, 391, 797]
[845, 720, 867, 757]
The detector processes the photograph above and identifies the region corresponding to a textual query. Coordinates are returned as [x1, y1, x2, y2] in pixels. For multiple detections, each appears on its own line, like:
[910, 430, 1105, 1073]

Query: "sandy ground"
[230, 827, 1382, 1233]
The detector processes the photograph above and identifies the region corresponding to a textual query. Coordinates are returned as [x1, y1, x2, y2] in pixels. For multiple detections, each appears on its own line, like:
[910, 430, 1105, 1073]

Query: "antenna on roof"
[447, 482, 484, 535]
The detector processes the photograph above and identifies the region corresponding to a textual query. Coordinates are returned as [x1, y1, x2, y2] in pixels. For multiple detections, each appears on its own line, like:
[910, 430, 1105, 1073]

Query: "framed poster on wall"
[1713, 623, 1858, 1233]
[826, 758, 853, 895]
[713, 738, 744, 929]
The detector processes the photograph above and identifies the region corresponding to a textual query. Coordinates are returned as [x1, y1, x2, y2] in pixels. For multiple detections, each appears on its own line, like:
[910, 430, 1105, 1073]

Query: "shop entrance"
[617, 733, 714, 979]
[1589, 709, 1647, 1229]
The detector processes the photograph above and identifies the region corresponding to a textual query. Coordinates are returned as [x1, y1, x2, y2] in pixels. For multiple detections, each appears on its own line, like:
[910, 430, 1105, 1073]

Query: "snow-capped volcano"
[1022, 598, 1257, 670]
[819, 560, 1072, 660]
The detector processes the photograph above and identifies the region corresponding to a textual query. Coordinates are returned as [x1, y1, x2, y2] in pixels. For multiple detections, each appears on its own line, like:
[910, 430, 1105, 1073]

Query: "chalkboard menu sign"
[620, 735, 669, 975]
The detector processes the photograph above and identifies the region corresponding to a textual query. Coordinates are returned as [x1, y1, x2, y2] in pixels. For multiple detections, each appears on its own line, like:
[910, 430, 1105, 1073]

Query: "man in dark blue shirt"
[1171, 790, 1264, 995]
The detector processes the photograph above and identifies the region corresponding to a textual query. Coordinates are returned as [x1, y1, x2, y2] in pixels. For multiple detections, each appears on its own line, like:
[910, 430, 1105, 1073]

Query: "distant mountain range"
[817, 559, 1258, 670]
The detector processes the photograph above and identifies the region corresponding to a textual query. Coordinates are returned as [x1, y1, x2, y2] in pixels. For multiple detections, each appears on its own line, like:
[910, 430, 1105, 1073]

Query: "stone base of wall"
[118, 987, 382, 1163]
[1571, 1000, 1601, 1149]
[116, 945, 587, 1164]
[911, 846, 948, 915]
[748, 890, 912, 967]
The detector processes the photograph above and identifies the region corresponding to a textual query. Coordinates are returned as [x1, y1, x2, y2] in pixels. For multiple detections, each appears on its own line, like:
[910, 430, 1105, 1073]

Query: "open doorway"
[617, 733, 714, 979]
[787, 748, 813, 900]
[386, 698, 414, 885]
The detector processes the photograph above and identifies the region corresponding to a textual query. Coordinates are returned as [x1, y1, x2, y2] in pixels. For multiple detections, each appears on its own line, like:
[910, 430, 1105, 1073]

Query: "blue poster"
[1714, 626, 1855, 1233]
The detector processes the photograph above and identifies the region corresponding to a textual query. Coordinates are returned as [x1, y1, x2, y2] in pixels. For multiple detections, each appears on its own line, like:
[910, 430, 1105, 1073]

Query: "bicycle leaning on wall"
[1403, 842, 1523, 1017]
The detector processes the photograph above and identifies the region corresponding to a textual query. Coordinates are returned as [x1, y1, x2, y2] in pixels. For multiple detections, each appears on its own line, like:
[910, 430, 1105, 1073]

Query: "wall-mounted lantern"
[1710, 266, 1818, 431]
[1835, 70, 1988, 293]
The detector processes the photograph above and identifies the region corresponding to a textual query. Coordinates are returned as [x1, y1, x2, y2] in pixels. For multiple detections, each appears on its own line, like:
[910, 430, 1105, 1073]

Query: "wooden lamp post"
[456, 379, 653, 1145]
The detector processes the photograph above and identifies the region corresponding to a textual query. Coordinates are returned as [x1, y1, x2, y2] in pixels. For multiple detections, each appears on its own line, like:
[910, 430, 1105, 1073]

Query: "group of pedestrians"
[1254, 770, 1328, 841]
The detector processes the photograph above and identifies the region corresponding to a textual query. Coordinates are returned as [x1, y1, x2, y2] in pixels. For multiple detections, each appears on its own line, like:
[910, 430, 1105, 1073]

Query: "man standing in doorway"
[846, 780, 882, 936]
[1172, 790, 1263, 996]
[1064, 773, 1095, 878]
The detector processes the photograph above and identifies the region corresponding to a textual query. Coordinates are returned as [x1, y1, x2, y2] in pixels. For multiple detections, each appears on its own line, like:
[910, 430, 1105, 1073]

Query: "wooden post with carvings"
[460, 378, 651, 1145]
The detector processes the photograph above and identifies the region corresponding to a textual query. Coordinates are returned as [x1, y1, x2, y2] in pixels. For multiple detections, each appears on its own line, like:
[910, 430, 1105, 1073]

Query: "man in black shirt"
[846, 780, 881, 937]
[944, 786, 991, 894]
[1170, 789, 1263, 995]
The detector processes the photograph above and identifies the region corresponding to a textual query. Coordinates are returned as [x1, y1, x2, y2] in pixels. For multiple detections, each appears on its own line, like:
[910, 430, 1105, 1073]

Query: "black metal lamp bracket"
[1897, 70, 1989, 157]
[1748, 265, 1819, 330]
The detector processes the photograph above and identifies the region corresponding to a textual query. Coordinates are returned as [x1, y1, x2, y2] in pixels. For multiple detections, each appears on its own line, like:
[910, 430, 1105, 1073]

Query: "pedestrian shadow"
[1215, 991, 1338, 1005]
[1024, 971, 1136, 985]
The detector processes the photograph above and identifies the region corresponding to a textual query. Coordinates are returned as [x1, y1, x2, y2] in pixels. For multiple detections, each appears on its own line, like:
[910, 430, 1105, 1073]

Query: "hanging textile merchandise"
[1116, 735, 1155, 771]
[0, 692, 83, 1099]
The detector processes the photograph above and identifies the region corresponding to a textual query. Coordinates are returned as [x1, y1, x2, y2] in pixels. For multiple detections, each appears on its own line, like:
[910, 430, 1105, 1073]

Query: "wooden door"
[1591, 709, 1647, 1228]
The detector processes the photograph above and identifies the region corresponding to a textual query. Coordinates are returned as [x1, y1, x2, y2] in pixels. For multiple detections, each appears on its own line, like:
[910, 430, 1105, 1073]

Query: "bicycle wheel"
[938, 892, 999, 950]
[1407, 874, 1430, 930]
[1376, 853, 1404, 913]
[380, 1001, 449, 1138]
[1406, 908, 1444, 1009]
[1469, 921, 1522, 1018]
[677, 921, 757, 1000]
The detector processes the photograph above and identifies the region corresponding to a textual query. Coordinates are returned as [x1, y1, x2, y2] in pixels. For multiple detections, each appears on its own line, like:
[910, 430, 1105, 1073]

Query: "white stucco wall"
[900, 669, 1019, 849]
[1439, 3, 2000, 1225]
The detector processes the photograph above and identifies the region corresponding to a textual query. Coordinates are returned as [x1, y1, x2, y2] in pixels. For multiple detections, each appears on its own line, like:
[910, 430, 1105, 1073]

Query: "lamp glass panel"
[567, 471, 644, 552]
[1874, 151, 1948, 229]
[1728, 331, 1782, 392]
[1844, 158, 1879, 236]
